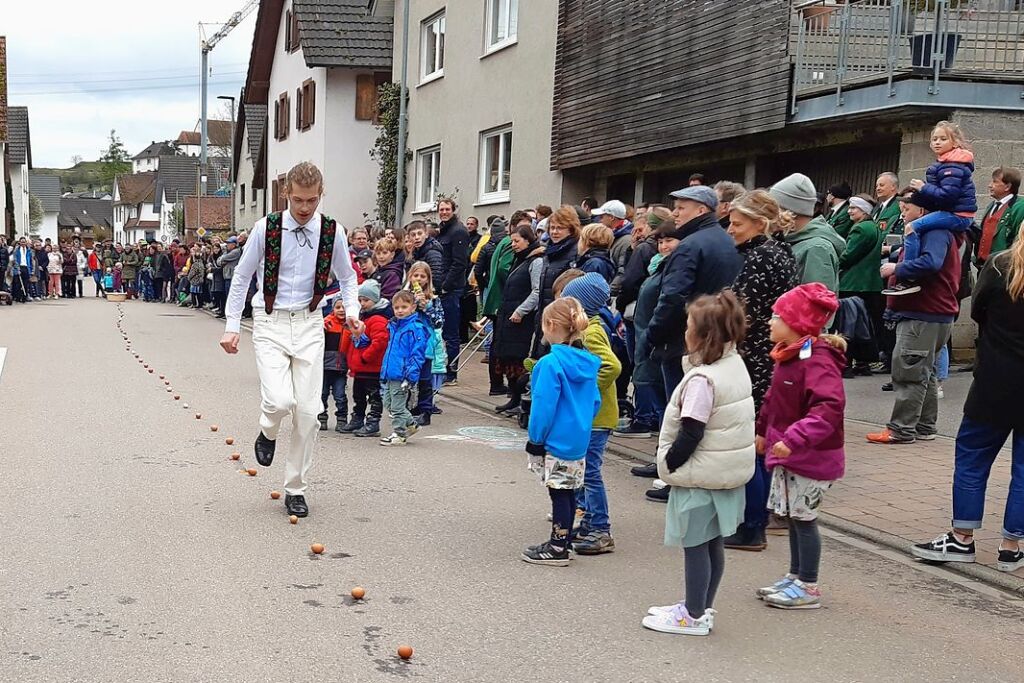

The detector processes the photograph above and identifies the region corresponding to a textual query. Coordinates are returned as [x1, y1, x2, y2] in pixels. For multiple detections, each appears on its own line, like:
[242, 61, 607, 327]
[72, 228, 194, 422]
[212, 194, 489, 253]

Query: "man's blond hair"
[285, 161, 324, 193]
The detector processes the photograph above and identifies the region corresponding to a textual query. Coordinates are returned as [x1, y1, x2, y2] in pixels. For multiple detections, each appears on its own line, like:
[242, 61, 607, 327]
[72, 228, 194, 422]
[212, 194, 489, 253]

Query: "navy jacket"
[413, 237, 444, 280]
[575, 248, 616, 284]
[645, 213, 744, 359]
[436, 217, 470, 294]
[914, 151, 977, 214]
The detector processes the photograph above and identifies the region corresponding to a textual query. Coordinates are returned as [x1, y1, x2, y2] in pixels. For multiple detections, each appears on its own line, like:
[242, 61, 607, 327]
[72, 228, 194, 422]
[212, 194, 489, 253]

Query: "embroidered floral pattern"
[262, 212, 336, 314]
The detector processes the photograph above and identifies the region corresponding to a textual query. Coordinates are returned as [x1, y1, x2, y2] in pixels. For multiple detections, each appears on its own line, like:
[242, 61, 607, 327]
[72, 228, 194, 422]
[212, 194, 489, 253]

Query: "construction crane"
[199, 0, 258, 195]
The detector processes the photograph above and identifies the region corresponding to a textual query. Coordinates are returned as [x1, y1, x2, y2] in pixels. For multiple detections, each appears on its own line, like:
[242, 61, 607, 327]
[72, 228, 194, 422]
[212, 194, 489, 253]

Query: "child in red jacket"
[340, 280, 392, 437]
[320, 299, 351, 432]
[755, 283, 847, 611]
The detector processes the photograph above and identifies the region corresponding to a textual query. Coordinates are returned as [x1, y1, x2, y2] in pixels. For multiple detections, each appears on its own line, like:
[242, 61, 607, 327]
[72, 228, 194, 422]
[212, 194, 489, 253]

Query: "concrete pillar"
[744, 157, 756, 189]
[634, 173, 645, 207]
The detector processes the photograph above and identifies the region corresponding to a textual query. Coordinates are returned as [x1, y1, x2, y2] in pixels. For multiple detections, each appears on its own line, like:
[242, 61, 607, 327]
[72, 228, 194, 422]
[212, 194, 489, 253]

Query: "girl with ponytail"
[521, 297, 601, 567]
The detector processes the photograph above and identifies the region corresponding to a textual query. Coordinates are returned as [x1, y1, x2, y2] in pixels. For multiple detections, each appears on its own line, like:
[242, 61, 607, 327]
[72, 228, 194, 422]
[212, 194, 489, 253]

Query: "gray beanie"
[358, 279, 381, 303]
[770, 173, 818, 217]
[489, 217, 508, 237]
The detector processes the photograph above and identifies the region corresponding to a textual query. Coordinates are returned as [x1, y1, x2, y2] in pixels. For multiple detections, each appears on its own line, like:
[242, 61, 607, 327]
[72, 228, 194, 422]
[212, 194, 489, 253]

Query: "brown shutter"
[271, 179, 279, 211]
[355, 74, 376, 121]
[308, 80, 316, 127]
[283, 93, 290, 138]
[296, 87, 303, 130]
[291, 11, 300, 51]
[284, 10, 292, 52]
[273, 100, 280, 140]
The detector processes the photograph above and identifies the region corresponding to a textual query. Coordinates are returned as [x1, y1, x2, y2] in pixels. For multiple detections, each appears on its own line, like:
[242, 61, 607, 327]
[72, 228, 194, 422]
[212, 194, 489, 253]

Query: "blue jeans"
[935, 344, 949, 382]
[321, 369, 348, 419]
[440, 291, 463, 378]
[661, 358, 684, 404]
[576, 429, 612, 533]
[903, 212, 972, 263]
[738, 456, 770, 533]
[952, 416, 1024, 541]
[633, 382, 665, 428]
[413, 359, 434, 415]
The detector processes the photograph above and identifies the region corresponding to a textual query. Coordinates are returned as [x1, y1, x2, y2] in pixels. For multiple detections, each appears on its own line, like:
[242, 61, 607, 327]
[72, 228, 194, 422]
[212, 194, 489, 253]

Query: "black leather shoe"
[631, 462, 659, 478]
[254, 432, 276, 467]
[285, 494, 308, 518]
[881, 382, 894, 392]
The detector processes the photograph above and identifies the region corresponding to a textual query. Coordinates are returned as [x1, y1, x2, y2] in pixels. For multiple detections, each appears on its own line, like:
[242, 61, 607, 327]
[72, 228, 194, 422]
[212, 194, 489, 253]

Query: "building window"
[285, 9, 300, 52]
[297, 78, 315, 131]
[415, 146, 441, 211]
[485, 0, 518, 52]
[251, 185, 257, 207]
[240, 183, 246, 213]
[420, 12, 445, 83]
[478, 125, 512, 203]
[274, 92, 290, 140]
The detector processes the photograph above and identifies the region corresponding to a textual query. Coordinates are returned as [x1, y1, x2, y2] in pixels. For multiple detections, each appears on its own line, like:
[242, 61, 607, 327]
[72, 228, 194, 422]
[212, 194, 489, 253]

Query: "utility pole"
[199, 0, 258, 197]
[218, 94, 237, 231]
[394, 0, 411, 229]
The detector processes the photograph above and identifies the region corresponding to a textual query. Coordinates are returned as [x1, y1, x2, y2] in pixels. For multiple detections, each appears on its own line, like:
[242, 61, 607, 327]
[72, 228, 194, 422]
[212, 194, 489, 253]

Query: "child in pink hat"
[754, 283, 847, 610]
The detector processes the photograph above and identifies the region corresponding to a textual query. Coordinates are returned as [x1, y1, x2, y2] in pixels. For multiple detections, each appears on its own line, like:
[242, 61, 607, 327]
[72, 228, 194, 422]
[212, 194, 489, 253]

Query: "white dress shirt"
[224, 210, 360, 333]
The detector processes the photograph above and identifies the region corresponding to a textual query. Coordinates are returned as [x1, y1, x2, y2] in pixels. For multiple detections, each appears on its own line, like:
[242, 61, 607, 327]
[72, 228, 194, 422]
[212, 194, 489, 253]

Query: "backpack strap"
[263, 212, 284, 314]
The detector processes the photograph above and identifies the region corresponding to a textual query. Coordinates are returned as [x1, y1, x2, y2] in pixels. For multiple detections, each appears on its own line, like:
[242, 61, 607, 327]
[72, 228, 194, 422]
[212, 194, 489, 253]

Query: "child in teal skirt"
[642, 291, 756, 636]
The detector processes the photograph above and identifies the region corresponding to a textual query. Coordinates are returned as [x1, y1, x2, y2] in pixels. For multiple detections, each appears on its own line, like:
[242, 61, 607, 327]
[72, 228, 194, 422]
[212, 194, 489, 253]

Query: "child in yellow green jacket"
[559, 272, 622, 554]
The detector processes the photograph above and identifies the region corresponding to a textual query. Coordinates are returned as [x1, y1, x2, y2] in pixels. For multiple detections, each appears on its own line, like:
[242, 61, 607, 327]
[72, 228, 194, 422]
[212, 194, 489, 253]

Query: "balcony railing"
[791, 0, 1024, 111]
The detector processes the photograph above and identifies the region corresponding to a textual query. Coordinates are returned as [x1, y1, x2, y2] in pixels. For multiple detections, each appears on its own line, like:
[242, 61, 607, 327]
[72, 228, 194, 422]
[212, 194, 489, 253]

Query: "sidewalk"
[439, 349, 1024, 593]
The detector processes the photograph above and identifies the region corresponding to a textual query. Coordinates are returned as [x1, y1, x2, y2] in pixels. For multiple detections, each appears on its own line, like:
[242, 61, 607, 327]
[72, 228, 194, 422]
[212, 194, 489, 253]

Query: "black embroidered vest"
[263, 212, 337, 314]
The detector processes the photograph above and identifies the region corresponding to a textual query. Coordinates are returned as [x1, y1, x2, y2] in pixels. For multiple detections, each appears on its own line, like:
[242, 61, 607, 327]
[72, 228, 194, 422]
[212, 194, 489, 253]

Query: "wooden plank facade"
[551, 0, 792, 170]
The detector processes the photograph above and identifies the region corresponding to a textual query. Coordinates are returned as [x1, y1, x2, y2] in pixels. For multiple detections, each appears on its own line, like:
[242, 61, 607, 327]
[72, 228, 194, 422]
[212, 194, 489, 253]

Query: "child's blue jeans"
[903, 212, 972, 263]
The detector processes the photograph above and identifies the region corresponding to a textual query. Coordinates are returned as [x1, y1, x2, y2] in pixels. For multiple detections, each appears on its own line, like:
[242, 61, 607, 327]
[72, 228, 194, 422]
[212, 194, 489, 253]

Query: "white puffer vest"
[656, 347, 755, 490]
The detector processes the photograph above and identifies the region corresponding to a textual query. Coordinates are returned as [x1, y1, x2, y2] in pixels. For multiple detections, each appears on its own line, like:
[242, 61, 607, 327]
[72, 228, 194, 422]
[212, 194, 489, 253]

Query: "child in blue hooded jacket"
[522, 297, 601, 567]
[379, 290, 430, 446]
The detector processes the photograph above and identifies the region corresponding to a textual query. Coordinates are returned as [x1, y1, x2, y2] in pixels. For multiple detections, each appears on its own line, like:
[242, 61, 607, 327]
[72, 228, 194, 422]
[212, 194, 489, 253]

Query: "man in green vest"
[220, 162, 362, 519]
[826, 181, 854, 238]
[974, 166, 1024, 267]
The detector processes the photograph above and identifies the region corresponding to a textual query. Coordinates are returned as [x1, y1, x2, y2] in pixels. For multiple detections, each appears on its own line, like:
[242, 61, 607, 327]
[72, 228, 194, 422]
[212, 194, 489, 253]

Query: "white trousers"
[252, 308, 325, 496]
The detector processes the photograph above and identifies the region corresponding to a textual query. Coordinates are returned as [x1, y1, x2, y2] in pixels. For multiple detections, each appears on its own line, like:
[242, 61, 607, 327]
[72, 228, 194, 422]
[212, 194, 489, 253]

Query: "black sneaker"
[723, 528, 767, 551]
[414, 413, 431, 427]
[521, 540, 570, 566]
[645, 486, 669, 503]
[910, 532, 976, 563]
[318, 412, 329, 431]
[882, 283, 922, 296]
[881, 382, 894, 392]
[494, 399, 519, 413]
[997, 548, 1024, 572]
[630, 462, 658, 478]
[338, 418, 363, 434]
[353, 422, 380, 437]
[614, 422, 655, 439]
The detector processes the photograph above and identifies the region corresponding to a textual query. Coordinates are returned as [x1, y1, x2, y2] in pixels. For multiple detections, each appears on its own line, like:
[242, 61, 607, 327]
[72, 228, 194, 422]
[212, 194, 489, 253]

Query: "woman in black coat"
[911, 239, 1024, 571]
[492, 224, 544, 414]
[531, 206, 579, 358]
[723, 189, 798, 551]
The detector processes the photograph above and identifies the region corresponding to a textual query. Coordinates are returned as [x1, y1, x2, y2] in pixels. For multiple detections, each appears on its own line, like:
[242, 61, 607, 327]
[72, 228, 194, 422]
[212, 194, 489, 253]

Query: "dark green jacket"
[873, 196, 902, 235]
[481, 236, 514, 317]
[828, 202, 854, 239]
[839, 219, 885, 293]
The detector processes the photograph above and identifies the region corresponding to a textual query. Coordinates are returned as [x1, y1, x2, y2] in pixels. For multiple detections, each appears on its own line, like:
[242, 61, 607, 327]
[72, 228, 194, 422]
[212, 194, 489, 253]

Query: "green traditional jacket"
[873, 196, 902, 235]
[481, 235, 514, 317]
[976, 196, 1024, 265]
[828, 202, 854, 239]
[839, 219, 885, 293]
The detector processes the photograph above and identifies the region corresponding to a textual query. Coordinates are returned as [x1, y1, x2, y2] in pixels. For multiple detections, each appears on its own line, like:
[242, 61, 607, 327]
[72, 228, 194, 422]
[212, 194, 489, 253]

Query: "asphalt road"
[841, 365, 971, 438]
[2, 299, 1023, 682]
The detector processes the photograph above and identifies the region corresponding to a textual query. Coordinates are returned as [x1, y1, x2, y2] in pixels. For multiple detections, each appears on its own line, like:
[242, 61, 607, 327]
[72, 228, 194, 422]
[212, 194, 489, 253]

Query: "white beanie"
[770, 173, 818, 217]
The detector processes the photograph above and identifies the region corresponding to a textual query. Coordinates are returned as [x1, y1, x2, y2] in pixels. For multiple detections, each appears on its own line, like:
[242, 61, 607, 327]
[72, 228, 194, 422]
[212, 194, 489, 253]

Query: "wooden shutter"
[273, 100, 280, 140]
[284, 10, 292, 52]
[271, 179, 279, 211]
[283, 92, 290, 139]
[306, 80, 315, 128]
[290, 11, 300, 51]
[296, 87, 303, 130]
[355, 75, 376, 121]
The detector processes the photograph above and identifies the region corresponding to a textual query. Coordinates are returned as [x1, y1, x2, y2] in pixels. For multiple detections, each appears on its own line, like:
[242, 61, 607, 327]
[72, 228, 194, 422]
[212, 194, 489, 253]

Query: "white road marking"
[0, 347, 6, 383]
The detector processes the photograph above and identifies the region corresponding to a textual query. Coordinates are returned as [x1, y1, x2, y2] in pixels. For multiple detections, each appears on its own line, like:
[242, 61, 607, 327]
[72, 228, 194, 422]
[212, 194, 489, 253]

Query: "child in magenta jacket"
[755, 283, 846, 610]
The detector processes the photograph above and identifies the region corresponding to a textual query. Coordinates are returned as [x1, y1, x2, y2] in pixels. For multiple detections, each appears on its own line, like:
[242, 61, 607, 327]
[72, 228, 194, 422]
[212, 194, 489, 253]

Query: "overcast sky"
[5, 1, 256, 168]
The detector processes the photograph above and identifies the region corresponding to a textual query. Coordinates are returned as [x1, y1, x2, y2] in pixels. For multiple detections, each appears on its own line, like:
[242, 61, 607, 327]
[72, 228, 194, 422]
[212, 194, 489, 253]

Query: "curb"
[438, 389, 1024, 598]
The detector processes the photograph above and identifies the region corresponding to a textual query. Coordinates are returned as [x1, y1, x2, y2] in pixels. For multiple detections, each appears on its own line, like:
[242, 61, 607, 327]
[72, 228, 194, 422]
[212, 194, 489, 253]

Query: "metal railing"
[791, 0, 1024, 111]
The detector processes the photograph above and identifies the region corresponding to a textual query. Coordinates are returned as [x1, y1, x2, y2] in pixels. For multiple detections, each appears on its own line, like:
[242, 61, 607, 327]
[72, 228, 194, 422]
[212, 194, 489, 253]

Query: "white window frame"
[414, 145, 442, 212]
[477, 125, 512, 204]
[420, 12, 445, 84]
[484, 0, 519, 54]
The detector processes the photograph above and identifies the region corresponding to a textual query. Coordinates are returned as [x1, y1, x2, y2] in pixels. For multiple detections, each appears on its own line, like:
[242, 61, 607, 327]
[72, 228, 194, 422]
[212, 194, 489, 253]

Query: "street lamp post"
[217, 94, 237, 232]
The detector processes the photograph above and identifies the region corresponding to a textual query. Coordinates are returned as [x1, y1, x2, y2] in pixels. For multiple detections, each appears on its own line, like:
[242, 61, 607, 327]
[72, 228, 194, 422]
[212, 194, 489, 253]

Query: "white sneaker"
[937, 384, 945, 399]
[651, 478, 668, 490]
[646, 602, 716, 630]
[380, 433, 407, 446]
[641, 604, 712, 636]
[756, 577, 796, 599]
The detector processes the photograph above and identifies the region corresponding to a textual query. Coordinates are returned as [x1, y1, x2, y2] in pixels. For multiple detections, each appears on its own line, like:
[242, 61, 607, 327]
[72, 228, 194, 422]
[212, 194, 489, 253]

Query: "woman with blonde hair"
[531, 206, 581, 357]
[575, 223, 616, 283]
[911, 230, 1024, 573]
[722, 188, 798, 551]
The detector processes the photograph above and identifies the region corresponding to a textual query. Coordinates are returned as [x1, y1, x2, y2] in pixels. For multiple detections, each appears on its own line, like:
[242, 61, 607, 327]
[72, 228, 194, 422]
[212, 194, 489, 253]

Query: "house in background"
[58, 196, 112, 246]
[132, 141, 176, 174]
[183, 195, 232, 242]
[176, 120, 233, 158]
[27, 173, 59, 241]
[241, 0, 392, 225]
[113, 171, 160, 244]
[7, 105, 31, 237]
[154, 155, 230, 239]
[396, 0, 562, 223]
[232, 101, 268, 230]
